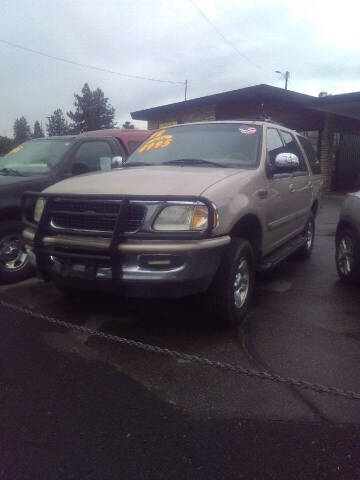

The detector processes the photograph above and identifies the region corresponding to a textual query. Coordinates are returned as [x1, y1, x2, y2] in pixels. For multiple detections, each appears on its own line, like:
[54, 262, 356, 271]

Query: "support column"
[319, 113, 335, 191]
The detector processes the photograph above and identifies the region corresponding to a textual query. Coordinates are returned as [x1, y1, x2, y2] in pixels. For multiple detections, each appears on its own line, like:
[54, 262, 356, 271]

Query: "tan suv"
[23, 121, 323, 326]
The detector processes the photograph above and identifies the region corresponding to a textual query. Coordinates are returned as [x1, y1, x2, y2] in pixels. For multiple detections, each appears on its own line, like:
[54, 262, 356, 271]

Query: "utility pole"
[184, 79, 188, 101]
[275, 70, 290, 90]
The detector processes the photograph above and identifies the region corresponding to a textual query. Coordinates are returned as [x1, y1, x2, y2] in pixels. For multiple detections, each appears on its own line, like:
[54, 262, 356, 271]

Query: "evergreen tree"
[122, 120, 135, 129]
[46, 109, 69, 136]
[67, 83, 116, 133]
[0, 136, 13, 155]
[13, 117, 32, 145]
[33, 120, 44, 138]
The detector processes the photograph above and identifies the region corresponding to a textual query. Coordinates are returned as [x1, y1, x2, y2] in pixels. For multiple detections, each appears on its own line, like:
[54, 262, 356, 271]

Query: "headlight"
[34, 197, 46, 223]
[153, 204, 211, 231]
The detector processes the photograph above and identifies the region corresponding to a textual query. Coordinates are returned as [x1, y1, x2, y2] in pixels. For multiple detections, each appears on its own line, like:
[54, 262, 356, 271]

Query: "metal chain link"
[2, 298, 360, 401]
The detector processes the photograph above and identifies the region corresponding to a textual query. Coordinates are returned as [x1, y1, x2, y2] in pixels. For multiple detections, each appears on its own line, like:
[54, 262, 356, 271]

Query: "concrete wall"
[147, 104, 216, 130]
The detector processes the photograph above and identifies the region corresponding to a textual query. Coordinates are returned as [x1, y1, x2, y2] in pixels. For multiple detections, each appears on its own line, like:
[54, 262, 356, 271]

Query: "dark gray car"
[336, 192, 360, 281]
[0, 129, 150, 284]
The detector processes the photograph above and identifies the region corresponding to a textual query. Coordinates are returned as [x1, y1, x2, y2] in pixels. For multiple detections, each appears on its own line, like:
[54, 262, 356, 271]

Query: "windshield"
[126, 123, 261, 168]
[0, 138, 74, 176]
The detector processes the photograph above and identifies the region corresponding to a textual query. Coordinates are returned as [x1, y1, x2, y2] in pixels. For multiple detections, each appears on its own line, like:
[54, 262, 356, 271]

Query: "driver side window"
[266, 128, 284, 165]
[68, 141, 113, 176]
[280, 131, 308, 173]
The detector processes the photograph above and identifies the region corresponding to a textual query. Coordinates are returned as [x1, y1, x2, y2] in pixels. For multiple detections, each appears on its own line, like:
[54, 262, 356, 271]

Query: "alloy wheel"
[233, 257, 250, 308]
[0, 234, 28, 272]
[337, 235, 354, 276]
[306, 219, 314, 250]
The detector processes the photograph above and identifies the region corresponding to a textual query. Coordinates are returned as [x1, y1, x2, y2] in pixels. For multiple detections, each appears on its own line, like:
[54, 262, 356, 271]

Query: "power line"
[0, 38, 185, 85]
[188, 0, 261, 69]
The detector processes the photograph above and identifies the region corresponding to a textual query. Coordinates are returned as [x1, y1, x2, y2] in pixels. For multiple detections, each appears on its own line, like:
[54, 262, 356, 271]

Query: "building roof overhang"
[131, 84, 316, 120]
[311, 92, 360, 120]
[131, 84, 360, 132]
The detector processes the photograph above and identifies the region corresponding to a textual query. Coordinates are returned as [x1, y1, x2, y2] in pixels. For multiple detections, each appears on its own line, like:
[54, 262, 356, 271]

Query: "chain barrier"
[1, 298, 360, 401]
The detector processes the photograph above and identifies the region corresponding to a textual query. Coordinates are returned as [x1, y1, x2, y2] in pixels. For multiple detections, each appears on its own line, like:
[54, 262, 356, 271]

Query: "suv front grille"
[51, 214, 117, 232]
[51, 201, 119, 215]
[49, 199, 146, 234]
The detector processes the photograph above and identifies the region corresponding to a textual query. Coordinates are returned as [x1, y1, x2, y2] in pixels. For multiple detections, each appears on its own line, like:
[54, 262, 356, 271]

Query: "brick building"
[131, 84, 360, 191]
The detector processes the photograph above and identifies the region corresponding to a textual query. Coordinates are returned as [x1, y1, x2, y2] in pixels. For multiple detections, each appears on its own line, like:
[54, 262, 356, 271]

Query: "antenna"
[259, 103, 271, 121]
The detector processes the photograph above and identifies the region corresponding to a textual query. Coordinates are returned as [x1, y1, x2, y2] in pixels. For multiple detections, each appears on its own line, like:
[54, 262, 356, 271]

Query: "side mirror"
[274, 153, 299, 172]
[111, 156, 124, 168]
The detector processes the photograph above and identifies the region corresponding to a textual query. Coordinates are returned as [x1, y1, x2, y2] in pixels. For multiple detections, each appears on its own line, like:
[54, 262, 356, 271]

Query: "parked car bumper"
[23, 228, 230, 297]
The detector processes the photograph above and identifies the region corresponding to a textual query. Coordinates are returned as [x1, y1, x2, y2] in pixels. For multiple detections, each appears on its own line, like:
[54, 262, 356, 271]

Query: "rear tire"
[336, 227, 360, 282]
[294, 214, 315, 260]
[206, 238, 255, 327]
[0, 220, 33, 284]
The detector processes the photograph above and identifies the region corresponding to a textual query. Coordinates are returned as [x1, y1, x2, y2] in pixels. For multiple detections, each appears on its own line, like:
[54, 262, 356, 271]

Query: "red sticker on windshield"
[239, 127, 257, 135]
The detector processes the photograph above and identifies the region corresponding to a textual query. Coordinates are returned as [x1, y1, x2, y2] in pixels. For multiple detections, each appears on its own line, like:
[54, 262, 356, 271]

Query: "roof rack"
[257, 103, 285, 125]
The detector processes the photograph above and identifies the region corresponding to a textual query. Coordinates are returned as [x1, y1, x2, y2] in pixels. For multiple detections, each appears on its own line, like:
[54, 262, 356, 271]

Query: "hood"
[44, 166, 251, 197]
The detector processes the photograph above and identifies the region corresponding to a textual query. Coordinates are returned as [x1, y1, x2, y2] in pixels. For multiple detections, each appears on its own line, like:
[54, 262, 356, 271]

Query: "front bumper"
[23, 228, 230, 297]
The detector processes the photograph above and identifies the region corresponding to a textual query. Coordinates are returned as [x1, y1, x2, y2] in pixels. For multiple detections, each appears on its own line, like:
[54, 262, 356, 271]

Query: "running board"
[257, 234, 306, 272]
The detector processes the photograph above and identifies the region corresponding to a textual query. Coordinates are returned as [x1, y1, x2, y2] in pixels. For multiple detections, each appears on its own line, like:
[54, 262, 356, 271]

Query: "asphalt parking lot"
[1, 194, 360, 479]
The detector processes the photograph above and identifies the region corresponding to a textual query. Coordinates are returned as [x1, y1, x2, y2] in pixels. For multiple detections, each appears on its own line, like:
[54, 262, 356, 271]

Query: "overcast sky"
[1, 0, 360, 137]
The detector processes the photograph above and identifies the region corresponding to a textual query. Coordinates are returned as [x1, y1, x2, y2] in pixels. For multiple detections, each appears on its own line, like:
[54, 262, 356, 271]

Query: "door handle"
[289, 184, 296, 193]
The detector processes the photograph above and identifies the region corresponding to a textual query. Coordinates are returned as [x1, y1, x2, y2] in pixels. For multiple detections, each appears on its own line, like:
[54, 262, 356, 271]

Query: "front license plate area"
[61, 260, 97, 280]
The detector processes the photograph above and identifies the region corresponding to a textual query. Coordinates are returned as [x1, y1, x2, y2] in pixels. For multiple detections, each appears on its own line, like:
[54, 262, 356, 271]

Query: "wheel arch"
[336, 220, 359, 240]
[311, 200, 319, 216]
[230, 214, 262, 259]
[0, 207, 22, 223]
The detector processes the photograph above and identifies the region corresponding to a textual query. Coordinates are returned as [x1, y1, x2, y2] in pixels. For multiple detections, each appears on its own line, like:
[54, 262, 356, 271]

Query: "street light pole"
[284, 71, 289, 90]
[275, 70, 290, 90]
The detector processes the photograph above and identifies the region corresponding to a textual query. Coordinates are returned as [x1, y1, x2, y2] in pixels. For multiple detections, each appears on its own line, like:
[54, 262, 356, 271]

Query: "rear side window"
[298, 136, 321, 174]
[70, 141, 113, 175]
[280, 131, 308, 172]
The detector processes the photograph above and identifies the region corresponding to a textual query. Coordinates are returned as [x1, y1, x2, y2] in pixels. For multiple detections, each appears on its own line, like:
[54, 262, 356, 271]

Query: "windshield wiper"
[0, 167, 25, 176]
[123, 161, 154, 167]
[162, 158, 224, 168]
[124, 158, 225, 168]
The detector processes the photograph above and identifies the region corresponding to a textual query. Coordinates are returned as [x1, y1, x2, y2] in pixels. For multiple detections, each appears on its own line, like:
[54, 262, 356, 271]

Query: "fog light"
[147, 259, 171, 266]
[139, 255, 184, 270]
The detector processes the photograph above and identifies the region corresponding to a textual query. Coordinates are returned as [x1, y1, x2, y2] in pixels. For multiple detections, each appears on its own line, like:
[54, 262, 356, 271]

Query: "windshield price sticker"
[239, 127, 257, 135]
[139, 129, 173, 153]
[8, 145, 24, 155]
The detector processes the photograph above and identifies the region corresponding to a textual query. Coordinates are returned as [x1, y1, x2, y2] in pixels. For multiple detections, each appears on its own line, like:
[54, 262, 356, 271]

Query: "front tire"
[0, 220, 33, 284]
[206, 238, 255, 327]
[336, 227, 360, 282]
